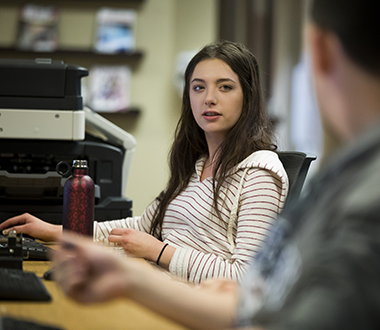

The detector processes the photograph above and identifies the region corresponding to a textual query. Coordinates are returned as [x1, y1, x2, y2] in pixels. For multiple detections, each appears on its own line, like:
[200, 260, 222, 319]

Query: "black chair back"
[277, 151, 317, 207]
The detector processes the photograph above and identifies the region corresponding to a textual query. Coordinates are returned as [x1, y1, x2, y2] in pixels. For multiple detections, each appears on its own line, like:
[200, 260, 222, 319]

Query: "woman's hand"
[107, 228, 167, 262]
[0, 213, 62, 241]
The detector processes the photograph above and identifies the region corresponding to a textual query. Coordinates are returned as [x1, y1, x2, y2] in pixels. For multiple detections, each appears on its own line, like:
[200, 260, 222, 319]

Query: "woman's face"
[189, 58, 244, 145]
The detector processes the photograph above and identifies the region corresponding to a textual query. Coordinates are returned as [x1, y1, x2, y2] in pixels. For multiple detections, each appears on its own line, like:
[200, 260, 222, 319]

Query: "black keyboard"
[0, 316, 64, 330]
[0, 268, 51, 301]
[22, 237, 52, 261]
[0, 234, 52, 261]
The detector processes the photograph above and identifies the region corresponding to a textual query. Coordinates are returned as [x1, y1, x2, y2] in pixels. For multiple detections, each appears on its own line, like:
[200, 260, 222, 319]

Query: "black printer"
[0, 59, 135, 224]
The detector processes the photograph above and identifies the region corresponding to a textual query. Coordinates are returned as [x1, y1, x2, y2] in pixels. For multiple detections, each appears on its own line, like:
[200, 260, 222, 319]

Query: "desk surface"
[0, 260, 187, 330]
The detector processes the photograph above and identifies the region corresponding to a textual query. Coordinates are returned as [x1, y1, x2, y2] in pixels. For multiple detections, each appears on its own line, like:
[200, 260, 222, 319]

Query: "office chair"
[277, 151, 317, 207]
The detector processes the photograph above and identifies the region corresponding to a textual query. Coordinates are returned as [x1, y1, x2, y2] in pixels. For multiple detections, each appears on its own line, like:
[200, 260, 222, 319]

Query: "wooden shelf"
[96, 107, 141, 115]
[74, 0, 144, 2]
[0, 46, 144, 61]
[0, 0, 145, 5]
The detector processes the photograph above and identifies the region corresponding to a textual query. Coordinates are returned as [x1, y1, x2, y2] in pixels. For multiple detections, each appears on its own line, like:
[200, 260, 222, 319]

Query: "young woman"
[0, 41, 288, 283]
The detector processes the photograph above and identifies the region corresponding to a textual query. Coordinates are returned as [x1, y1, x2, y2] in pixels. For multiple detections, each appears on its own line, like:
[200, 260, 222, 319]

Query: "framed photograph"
[94, 7, 136, 54]
[17, 4, 60, 52]
[86, 65, 131, 113]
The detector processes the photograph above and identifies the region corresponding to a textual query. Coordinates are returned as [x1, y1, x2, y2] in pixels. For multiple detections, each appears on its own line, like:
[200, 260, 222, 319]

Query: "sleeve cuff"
[168, 247, 192, 281]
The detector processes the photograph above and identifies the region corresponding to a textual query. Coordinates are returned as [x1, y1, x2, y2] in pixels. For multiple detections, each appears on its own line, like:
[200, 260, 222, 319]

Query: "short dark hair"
[311, 0, 380, 76]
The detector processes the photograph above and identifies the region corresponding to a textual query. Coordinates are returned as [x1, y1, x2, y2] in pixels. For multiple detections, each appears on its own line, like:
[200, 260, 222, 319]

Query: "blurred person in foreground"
[52, 0, 380, 329]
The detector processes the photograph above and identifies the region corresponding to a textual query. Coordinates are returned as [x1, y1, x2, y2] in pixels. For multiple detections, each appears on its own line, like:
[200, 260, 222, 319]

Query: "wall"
[268, 0, 324, 178]
[0, 0, 218, 216]
[268, 0, 303, 150]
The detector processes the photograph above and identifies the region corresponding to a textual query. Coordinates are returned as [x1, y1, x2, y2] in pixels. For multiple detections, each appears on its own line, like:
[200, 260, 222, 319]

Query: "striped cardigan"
[94, 150, 288, 283]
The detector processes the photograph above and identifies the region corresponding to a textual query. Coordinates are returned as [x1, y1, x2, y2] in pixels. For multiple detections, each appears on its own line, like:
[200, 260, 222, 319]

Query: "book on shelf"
[94, 7, 137, 54]
[16, 4, 60, 52]
[86, 65, 132, 113]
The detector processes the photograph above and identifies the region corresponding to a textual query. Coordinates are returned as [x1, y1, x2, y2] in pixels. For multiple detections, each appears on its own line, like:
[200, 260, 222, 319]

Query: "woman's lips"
[202, 111, 221, 118]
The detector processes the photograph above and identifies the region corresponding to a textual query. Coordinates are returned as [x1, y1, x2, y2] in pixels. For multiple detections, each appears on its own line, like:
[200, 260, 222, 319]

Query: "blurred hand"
[53, 234, 239, 330]
[108, 228, 165, 262]
[53, 233, 142, 303]
[0, 213, 61, 241]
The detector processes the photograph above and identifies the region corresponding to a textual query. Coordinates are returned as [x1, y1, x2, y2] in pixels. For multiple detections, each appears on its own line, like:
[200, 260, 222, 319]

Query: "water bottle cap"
[72, 160, 88, 168]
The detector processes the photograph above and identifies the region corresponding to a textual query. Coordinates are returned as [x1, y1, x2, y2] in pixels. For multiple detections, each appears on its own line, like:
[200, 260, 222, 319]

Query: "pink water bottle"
[61, 160, 94, 236]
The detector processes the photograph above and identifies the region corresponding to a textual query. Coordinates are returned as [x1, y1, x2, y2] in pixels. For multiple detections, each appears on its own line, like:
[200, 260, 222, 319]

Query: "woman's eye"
[221, 85, 233, 91]
[193, 85, 204, 91]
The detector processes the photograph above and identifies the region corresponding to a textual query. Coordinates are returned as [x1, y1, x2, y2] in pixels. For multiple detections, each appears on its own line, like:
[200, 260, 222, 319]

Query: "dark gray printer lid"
[0, 58, 88, 110]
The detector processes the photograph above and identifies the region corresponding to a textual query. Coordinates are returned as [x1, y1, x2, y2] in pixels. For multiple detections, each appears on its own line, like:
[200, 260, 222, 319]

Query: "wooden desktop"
[0, 259, 188, 330]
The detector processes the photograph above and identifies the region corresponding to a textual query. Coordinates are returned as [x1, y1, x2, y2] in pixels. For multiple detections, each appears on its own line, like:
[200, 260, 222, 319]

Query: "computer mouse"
[43, 267, 55, 281]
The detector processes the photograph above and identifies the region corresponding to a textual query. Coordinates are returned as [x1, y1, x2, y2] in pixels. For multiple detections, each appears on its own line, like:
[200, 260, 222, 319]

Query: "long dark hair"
[149, 40, 276, 239]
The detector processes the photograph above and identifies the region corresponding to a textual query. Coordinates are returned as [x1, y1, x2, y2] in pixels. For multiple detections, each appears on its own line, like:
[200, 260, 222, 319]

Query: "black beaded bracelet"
[156, 243, 169, 265]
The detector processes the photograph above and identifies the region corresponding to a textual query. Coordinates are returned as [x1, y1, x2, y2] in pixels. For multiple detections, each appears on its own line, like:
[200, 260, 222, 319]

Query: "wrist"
[156, 244, 175, 270]
[156, 243, 169, 265]
[121, 257, 153, 299]
[146, 239, 166, 262]
[49, 224, 63, 241]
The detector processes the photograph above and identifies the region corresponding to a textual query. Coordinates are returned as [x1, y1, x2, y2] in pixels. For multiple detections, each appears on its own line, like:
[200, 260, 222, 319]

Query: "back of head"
[311, 0, 380, 77]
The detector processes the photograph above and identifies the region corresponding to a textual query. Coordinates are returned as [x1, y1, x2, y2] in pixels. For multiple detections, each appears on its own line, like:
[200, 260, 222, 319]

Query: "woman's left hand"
[107, 228, 164, 262]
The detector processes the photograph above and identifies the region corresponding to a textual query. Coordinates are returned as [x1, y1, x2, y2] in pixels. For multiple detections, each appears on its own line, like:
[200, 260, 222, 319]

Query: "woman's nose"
[205, 88, 217, 106]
